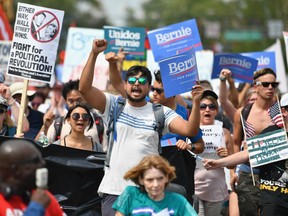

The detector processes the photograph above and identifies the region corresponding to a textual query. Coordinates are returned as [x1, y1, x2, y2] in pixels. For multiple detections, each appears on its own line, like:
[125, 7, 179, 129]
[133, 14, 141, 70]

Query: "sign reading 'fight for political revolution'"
[148, 19, 202, 62]
[104, 26, 146, 57]
[7, 3, 64, 83]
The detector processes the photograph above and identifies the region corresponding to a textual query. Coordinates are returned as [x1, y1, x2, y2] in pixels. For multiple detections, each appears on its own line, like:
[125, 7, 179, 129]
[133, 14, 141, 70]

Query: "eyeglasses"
[200, 103, 217, 111]
[0, 108, 6, 114]
[255, 81, 279, 88]
[71, 113, 90, 121]
[127, 77, 147, 85]
[151, 86, 164, 94]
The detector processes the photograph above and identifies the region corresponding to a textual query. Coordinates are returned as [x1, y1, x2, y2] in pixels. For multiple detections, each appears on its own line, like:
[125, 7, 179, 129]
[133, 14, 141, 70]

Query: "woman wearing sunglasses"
[195, 90, 233, 216]
[54, 103, 103, 152]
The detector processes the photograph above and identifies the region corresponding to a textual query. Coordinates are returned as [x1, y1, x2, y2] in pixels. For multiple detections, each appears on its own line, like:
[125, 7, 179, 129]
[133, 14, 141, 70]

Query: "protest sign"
[104, 26, 146, 58]
[148, 19, 202, 62]
[63, 27, 109, 90]
[160, 137, 177, 147]
[247, 128, 288, 168]
[158, 48, 198, 98]
[199, 125, 225, 159]
[7, 3, 64, 83]
[242, 51, 276, 72]
[0, 40, 11, 75]
[211, 53, 258, 83]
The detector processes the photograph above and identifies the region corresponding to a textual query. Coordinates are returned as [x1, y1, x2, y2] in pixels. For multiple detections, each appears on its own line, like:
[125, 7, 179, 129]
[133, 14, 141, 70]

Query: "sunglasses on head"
[127, 77, 147, 85]
[256, 81, 279, 88]
[0, 108, 6, 114]
[200, 103, 217, 111]
[71, 113, 90, 121]
[151, 86, 164, 94]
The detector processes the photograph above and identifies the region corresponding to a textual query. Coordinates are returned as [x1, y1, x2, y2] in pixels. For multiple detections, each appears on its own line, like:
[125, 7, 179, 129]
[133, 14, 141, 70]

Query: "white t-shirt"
[98, 93, 179, 196]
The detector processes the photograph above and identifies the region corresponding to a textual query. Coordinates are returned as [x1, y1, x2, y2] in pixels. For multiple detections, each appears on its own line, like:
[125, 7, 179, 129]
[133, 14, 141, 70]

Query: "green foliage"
[126, 0, 288, 53]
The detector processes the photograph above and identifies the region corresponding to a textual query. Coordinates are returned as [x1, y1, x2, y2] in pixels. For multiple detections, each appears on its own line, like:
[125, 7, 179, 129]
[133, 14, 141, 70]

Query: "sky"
[99, 0, 148, 26]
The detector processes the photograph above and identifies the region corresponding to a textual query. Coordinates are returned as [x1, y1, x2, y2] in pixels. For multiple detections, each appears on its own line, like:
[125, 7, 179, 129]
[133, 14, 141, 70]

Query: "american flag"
[268, 102, 284, 128]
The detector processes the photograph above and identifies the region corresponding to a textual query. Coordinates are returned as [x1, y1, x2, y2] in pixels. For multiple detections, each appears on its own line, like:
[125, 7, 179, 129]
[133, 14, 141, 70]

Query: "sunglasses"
[127, 77, 147, 85]
[71, 113, 90, 121]
[151, 86, 164, 94]
[200, 103, 217, 111]
[0, 108, 6, 114]
[256, 81, 279, 88]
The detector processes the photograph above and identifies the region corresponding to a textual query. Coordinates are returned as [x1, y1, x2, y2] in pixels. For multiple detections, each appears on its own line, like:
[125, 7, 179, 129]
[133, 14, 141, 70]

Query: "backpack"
[54, 111, 104, 143]
[105, 97, 164, 167]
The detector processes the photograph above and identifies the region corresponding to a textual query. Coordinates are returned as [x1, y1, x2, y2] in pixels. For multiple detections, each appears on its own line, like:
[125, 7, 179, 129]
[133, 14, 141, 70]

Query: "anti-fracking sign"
[7, 3, 64, 83]
[247, 128, 288, 168]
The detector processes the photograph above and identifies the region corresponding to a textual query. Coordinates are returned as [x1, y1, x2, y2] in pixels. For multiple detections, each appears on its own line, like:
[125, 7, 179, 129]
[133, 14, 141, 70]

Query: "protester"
[204, 68, 288, 216]
[149, 69, 204, 204]
[79, 39, 204, 216]
[108, 63, 204, 204]
[9, 82, 43, 139]
[0, 83, 30, 133]
[0, 96, 16, 137]
[31, 92, 46, 111]
[113, 155, 198, 216]
[195, 90, 233, 216]
[54, 103, 103, 152]
[37, 79, 104, 150]
[0, 137, 64, 215]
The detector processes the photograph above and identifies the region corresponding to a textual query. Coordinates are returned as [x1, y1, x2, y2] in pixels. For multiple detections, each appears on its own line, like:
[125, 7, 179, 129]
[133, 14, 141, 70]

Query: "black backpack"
[54, 111, 104, 143]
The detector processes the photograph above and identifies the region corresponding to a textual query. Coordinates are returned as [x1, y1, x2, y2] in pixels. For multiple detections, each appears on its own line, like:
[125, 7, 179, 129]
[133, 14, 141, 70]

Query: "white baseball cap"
[9, 82, 36, 97]
[280, 93, 288, 107]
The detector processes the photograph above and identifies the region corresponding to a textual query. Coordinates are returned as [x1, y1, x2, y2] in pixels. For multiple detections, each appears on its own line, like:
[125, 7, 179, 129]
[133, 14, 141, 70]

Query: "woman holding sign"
[195, 90, 233, 216]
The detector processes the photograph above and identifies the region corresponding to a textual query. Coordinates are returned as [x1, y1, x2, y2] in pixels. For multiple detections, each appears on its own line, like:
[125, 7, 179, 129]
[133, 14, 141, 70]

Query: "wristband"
[219, 76, 227, 81]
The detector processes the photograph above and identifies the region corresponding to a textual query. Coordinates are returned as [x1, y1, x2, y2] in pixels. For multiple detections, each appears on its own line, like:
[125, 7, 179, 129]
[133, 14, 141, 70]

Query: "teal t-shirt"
[113, 186, 197, 216]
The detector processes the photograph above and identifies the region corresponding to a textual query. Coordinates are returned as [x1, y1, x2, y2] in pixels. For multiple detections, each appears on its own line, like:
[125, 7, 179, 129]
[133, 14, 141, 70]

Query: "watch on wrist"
[191, 143, 196, 152]
[219, 76, 227, 81]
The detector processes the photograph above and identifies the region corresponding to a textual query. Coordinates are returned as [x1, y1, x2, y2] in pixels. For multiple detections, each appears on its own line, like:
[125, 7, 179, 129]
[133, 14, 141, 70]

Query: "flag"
[268, 101, 284, 128]
[0, 5, 13, 40]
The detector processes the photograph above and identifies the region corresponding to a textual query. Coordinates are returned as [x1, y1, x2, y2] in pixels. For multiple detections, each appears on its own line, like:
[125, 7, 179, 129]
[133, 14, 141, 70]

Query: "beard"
[126, 92, 147, 103]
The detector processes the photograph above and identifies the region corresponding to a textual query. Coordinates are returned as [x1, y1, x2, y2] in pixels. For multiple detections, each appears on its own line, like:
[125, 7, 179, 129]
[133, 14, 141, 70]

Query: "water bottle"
[38, 132, 49, 147]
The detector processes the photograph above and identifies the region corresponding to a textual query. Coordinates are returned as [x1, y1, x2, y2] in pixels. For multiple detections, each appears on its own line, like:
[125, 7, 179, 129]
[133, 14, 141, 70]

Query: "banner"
[0, 5, 13, 40]
[158, 48, 198, 98]
[211, 53, 258, 83]
[247, 128, 288, 167]
[63, 27, 108, 90]
[242, 51, 276, 72]
[148, 19, 202, 62]
[7, 3, 64, 83]
[104, 26, 146, 58]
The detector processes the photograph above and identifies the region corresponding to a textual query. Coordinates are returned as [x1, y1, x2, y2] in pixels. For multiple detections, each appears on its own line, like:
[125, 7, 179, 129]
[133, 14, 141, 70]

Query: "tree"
[125, 0, 288, 52]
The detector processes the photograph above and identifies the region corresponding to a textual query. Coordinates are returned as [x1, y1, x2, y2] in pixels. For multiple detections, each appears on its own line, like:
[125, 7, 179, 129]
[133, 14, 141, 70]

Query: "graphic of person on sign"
[31, 12, 46, 40]
[40, 23, 58, 41]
